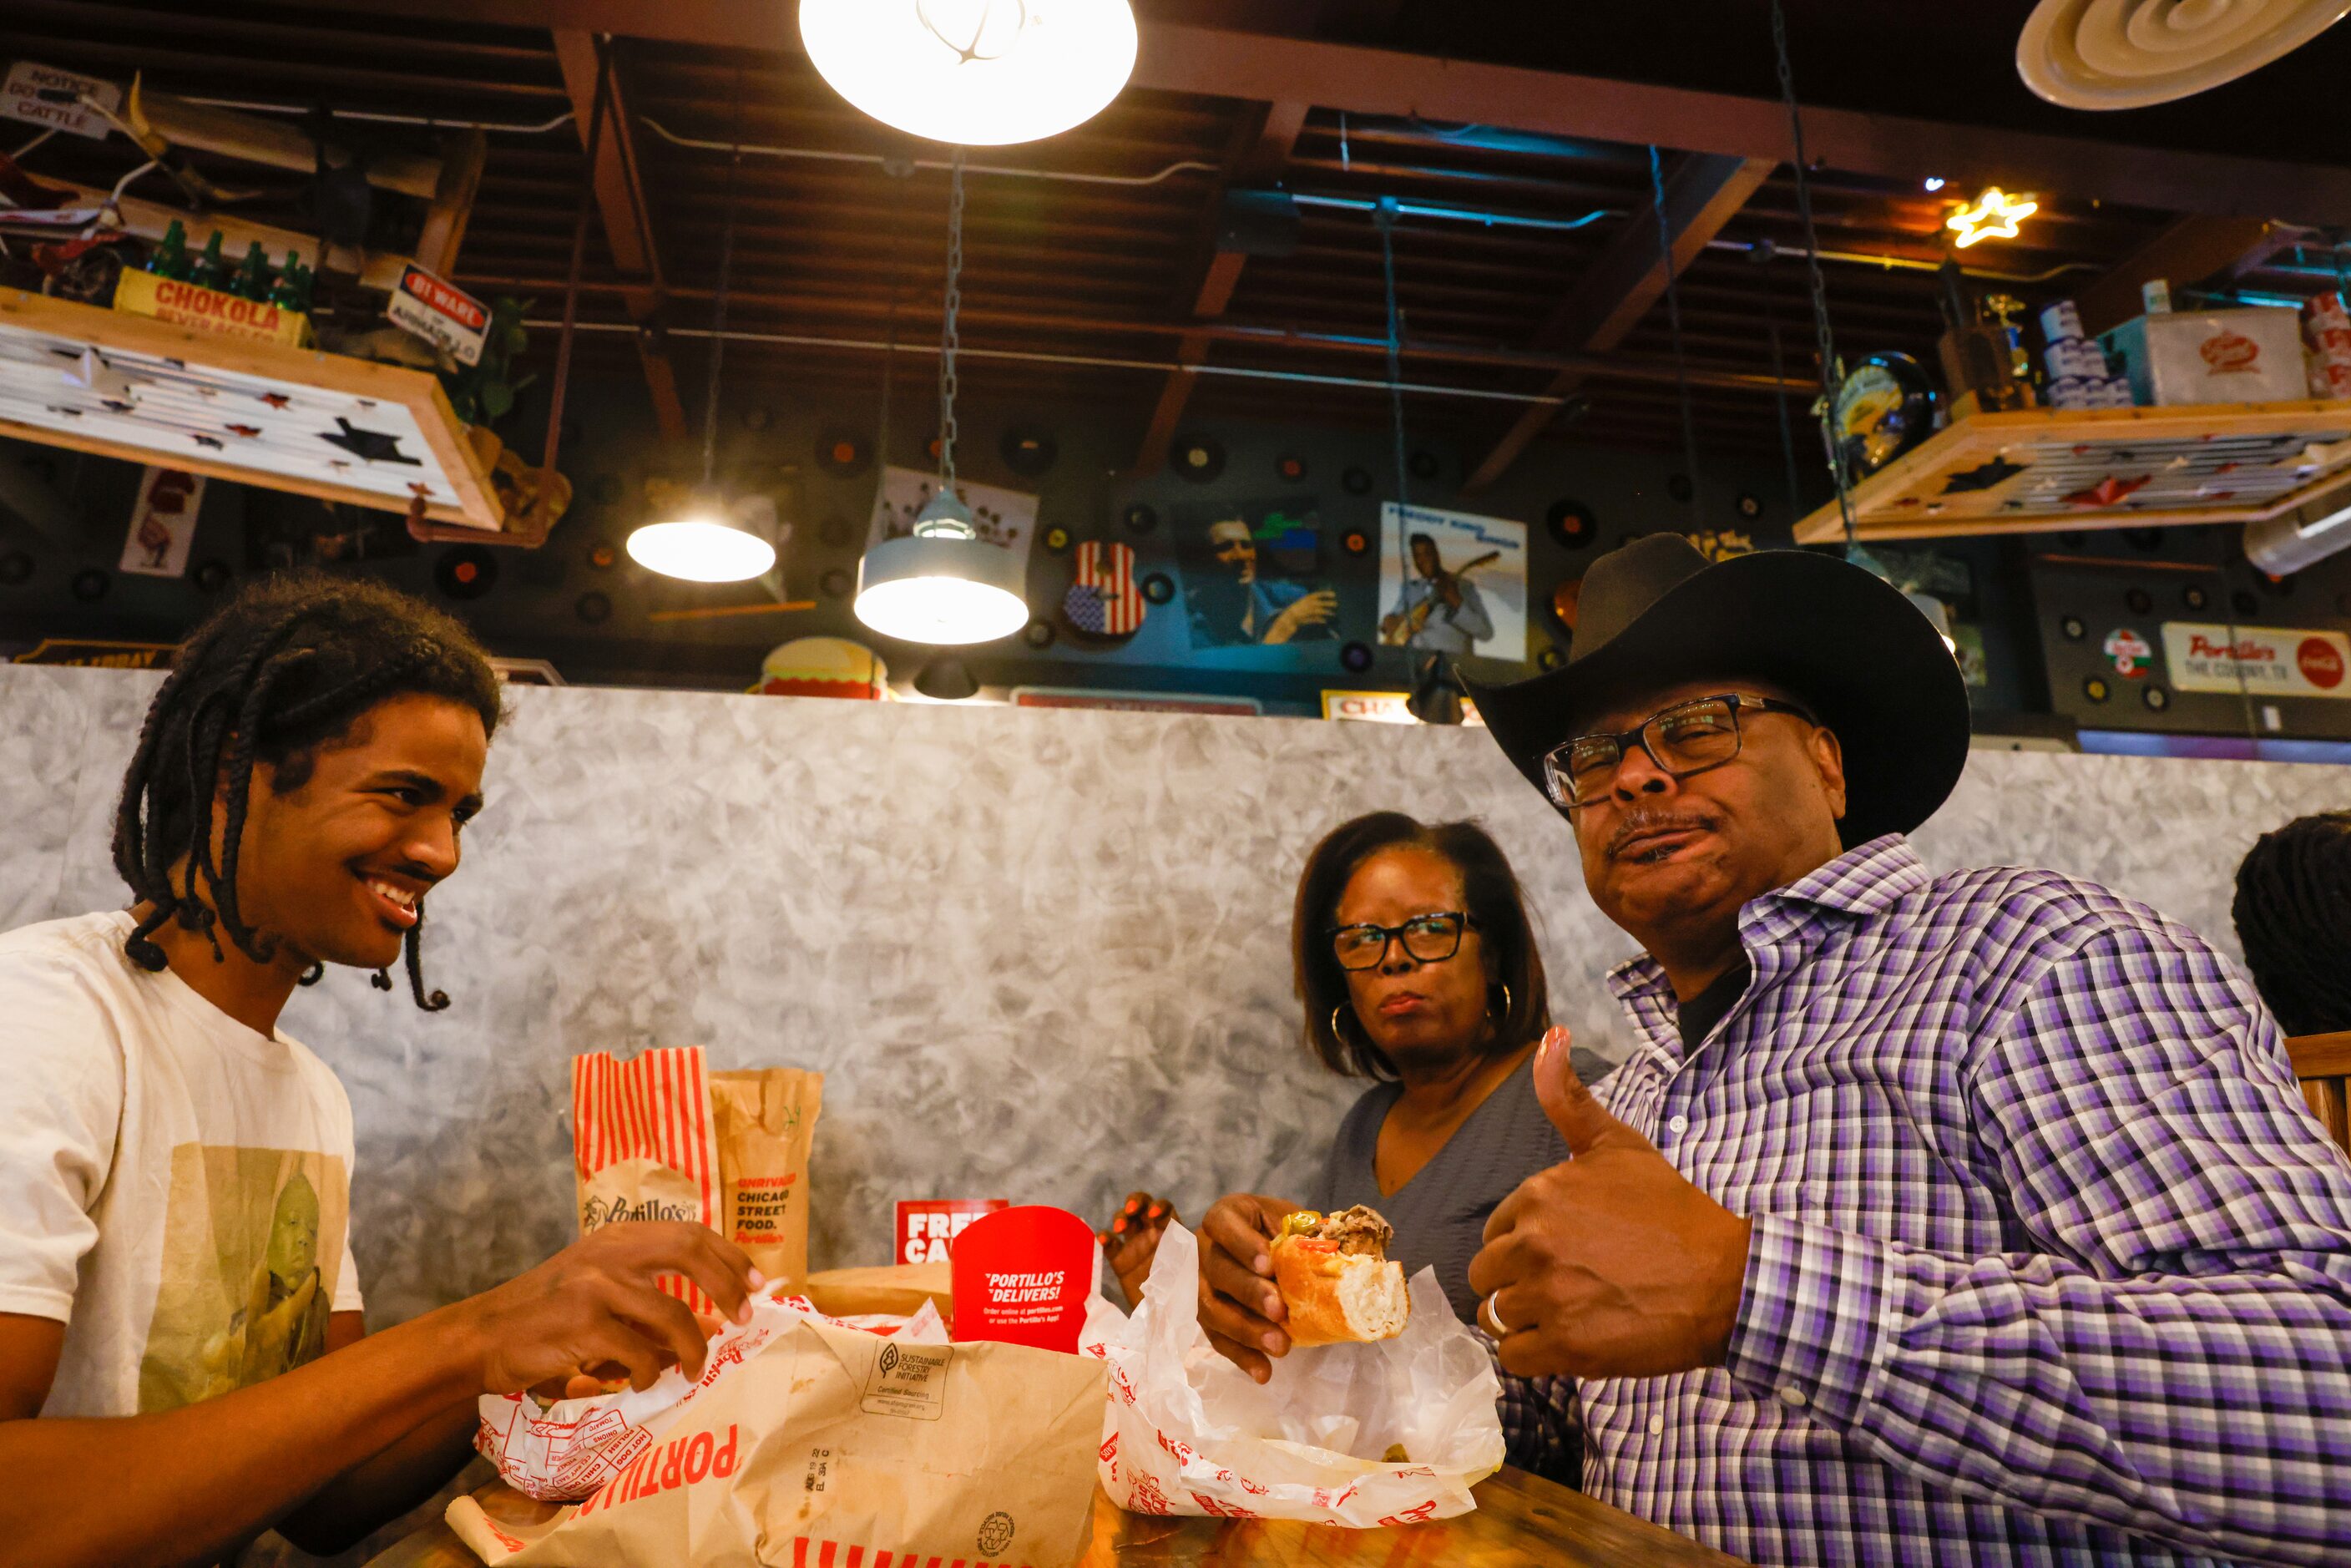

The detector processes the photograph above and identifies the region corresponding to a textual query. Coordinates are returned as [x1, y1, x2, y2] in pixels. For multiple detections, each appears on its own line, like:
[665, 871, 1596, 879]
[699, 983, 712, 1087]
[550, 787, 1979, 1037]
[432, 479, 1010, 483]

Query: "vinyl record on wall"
[1043, 525, 1072, 554]
[1736, 492, 1764, 521]
[1277, 453, 1308, 482]
[436, 546, 498, 601]
[192, 559, 231, 593]
[1537, 644, 1566, 670]
[0, 550, 34, 586]
[574, 590, 612, 625]
[1341, 640, 1373, 673]
[1545, 499, 1597, 551]
[1550, 577, 1584, 634]
[1172, 433, 1226, 483]
[587, 538, 619, 569]
[2060, 615, 2086, 640]
[1342, 529, 1371, 556]
[1122, 502, 1158, 535]
[70, 568, 109, 601]
[816, 427, 872, 478]
[820, 567, 853, 599]
[2143, 685, 2171, 711]
[1341, 466, 1373, 496]
[2125, 588, 2152, 615]
[1140, 571, 1174, 604]
[999, 424, 1058, 478]
[1408, 449, 1442, 482]
[1024, 619, 1057, 649]
[2182, 584, 2207, 610]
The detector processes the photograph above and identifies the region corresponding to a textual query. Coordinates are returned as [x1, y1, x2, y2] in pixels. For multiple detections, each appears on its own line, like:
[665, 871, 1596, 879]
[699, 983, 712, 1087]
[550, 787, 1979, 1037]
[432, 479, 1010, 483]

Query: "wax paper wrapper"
[474, 1289, 946, 1502]
[453, 1292, 1105, 1568]
[1079, 1222, 1504, 1525]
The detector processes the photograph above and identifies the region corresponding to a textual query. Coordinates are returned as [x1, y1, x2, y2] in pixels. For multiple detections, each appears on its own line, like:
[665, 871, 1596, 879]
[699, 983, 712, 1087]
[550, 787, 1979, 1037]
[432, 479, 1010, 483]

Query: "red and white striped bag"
[571, 1046, 723, 1312]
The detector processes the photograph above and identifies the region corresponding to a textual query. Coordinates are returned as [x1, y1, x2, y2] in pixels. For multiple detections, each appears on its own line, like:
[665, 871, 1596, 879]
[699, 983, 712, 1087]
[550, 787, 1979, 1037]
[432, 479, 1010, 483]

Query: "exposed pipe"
[467, 275, 1812, 394]
[528, 318, 1576, 406]
[1291, 191, 1616, 233]
[636, 114, 1218, 187]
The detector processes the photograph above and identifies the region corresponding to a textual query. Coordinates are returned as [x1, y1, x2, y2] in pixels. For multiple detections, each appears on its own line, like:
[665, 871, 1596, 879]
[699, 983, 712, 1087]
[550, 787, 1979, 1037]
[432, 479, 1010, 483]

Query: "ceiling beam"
[2072, 215, 2284, 337]
[314, 2, 2351, 224]
[1465, 153, 1774, 493]
[550, 29, 689, 442]
[1134, 99, 1308, 474]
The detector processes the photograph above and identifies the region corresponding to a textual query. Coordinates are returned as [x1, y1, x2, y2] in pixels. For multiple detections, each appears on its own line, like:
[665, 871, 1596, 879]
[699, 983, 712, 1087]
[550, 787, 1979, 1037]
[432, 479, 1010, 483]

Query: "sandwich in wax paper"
[1080, 1220, 1502, 1525]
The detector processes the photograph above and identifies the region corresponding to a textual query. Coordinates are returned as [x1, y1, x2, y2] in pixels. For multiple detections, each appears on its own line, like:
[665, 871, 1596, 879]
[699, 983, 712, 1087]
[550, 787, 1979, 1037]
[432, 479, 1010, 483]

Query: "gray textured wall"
[8, 664, 2348, 1333]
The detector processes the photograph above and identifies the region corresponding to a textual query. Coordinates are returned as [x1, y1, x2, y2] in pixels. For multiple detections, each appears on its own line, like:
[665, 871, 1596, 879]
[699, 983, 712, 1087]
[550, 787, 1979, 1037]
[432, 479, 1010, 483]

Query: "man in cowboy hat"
[1459, 534, 2351, 1566]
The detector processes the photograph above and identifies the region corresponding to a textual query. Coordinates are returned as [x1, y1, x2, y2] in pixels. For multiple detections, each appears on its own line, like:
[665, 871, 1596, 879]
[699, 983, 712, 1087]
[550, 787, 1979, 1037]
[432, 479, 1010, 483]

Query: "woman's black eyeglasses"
[1542, 692, 1815, 809]
[1327, 912, 1477, 970]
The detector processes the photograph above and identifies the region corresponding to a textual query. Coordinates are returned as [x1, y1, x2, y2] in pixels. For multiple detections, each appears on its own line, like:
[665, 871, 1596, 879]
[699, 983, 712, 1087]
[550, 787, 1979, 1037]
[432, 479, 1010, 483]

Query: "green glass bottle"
[148, 219, 190, 280]
[190, 230, 227, 291]
[230, 240, 270, 301]
[267, 251, 306, 311]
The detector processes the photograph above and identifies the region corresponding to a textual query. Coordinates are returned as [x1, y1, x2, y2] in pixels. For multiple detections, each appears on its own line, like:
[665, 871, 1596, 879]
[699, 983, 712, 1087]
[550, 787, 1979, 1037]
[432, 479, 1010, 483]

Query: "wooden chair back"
[2286, 1031, 2351, 1158]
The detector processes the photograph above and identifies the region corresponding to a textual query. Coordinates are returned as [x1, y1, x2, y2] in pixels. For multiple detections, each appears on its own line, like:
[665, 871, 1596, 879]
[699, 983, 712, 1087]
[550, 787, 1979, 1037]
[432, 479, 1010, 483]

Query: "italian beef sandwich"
[1269, 1205, 1408, 1346]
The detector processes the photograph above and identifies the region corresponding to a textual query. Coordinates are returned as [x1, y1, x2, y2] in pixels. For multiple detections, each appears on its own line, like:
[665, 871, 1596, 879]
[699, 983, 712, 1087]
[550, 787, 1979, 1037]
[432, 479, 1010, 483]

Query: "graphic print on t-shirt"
[137, 1143, 348, 1412]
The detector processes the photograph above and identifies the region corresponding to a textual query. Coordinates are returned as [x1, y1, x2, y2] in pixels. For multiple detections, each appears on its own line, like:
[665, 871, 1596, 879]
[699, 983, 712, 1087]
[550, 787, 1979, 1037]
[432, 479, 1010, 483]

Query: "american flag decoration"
[1063, 539, 1145, 638]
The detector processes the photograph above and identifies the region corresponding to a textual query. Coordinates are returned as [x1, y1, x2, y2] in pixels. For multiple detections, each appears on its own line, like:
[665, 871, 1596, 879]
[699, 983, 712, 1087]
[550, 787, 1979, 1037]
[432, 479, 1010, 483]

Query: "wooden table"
[367, 1468, 1745, 1567]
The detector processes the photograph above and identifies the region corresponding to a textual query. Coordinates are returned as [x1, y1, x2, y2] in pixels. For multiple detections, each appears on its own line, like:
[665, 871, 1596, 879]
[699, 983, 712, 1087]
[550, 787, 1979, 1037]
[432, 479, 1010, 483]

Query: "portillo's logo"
[2187, 631, 2274, 663]
[2301, 636, 2347, 690]
[2200, 331, 2261, 373]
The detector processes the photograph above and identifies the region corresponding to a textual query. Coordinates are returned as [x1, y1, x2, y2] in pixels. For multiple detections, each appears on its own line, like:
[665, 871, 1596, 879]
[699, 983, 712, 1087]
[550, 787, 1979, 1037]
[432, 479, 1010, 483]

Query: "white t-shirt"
[0, 910, 364, 1418]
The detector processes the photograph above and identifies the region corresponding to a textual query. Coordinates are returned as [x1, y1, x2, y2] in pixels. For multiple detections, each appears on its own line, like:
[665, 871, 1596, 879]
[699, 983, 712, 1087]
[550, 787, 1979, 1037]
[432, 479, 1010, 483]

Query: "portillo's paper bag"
[449, 1308, 1107, 1568]
[708, 1068, 822, 1285]
[572, 1048, 722, 1310]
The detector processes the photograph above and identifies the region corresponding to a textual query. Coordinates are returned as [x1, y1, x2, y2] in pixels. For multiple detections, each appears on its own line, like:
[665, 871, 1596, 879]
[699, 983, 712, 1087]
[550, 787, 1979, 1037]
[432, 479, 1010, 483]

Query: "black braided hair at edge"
[112, 572, 501, 1012]
[2232, 810, 2351, 1038]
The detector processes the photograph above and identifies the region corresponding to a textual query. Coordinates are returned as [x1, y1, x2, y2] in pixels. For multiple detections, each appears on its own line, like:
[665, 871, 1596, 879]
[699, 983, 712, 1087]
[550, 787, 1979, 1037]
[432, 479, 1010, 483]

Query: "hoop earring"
[1490, 982, 1511, 1018]
[1331, 1004, 1349, 1041]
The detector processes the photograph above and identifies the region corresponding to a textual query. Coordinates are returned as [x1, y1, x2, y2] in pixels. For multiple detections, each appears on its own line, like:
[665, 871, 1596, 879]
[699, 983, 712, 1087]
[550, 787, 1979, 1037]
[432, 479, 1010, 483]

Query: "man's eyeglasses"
[1328, 912, 1476, 970]
[1542, 693, 1816, 809]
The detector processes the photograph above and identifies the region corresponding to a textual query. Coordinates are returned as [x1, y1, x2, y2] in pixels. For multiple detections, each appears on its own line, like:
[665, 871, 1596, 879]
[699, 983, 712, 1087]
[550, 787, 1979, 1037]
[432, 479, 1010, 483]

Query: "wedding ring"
[1479, 1295, 1508, 1338]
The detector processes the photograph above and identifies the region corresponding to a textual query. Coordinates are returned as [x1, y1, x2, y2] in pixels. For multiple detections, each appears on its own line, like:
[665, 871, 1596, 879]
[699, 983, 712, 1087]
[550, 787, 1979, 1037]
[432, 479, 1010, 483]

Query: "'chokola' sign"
[2161, 621, 2351, 699]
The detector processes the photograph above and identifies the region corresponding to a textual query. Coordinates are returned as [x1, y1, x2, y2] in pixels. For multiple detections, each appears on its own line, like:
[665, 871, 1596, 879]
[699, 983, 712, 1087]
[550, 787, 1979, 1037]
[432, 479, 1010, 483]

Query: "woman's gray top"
[1310, 1043, 1612, 1326]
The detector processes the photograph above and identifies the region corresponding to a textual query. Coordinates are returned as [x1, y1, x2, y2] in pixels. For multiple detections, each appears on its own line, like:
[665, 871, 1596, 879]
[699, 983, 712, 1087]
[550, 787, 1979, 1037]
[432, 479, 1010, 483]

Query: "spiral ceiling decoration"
[2018, 0, 2351, 109]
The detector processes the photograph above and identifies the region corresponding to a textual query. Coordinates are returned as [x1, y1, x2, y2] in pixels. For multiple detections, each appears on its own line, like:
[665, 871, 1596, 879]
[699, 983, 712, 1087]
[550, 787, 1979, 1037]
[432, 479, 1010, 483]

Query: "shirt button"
[1647, 1414, 1664, 1436]
[1667, 1114, 1689, 1134]
[1778, 1384, 1808, 1409]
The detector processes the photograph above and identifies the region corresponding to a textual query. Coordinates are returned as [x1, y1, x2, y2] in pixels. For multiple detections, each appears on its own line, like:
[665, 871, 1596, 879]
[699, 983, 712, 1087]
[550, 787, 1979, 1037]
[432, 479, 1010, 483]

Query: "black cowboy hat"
[1462, 534, 1969, 847]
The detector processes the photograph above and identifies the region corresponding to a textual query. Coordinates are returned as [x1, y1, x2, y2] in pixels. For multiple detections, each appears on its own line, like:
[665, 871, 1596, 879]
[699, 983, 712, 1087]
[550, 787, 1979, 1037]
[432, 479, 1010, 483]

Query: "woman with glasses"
[1099, 811, 1609, 1485]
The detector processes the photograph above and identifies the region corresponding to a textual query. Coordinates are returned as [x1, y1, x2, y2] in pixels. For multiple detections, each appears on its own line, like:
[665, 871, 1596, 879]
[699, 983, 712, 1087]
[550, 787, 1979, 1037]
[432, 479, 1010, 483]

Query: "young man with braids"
[0, 575, 761, 1568]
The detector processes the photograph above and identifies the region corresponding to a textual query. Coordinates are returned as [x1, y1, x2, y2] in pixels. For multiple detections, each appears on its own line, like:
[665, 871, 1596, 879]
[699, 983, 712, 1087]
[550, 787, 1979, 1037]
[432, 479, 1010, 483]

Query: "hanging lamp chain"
[938, 148, 964, 492]
[1770, 0, 1859, 549]
[1376, 197, 1408, 515]
[1648, 144, 1702, 517]
[700, 70, 742, 498]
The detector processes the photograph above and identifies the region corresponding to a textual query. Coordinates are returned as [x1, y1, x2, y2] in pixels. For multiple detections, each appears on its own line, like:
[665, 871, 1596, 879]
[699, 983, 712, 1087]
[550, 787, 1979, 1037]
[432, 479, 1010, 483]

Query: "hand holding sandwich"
[1198, 1193, 1307, 1383]
[1469, 1029, 1753, 1379]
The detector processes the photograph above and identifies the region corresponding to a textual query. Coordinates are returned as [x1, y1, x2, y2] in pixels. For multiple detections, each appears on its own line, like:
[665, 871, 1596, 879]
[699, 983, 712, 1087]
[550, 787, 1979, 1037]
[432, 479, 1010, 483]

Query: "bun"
[1269, 1206, 1408, 1346]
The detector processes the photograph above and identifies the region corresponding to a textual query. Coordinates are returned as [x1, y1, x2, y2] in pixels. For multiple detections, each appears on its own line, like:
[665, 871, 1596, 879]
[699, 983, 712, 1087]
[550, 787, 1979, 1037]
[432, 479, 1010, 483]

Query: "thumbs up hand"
[1466, 1028, 1754, 1380]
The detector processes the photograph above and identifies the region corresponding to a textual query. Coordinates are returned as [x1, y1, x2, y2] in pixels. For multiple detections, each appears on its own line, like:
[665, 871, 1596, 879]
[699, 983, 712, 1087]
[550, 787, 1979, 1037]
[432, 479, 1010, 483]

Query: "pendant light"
[854, 153, 1029, 645]
[628, 96, 776, 584]
[799, 0, 1138, 146]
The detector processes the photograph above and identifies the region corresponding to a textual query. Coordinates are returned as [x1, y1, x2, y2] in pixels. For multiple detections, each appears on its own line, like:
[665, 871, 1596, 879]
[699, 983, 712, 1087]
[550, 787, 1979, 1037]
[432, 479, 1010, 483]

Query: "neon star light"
[1945, 187, 2038, 249]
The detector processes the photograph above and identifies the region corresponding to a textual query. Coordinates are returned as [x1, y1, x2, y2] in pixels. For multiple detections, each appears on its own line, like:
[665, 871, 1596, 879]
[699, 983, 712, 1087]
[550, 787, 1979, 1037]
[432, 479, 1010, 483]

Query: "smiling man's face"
[1567, 675, 1848, 963]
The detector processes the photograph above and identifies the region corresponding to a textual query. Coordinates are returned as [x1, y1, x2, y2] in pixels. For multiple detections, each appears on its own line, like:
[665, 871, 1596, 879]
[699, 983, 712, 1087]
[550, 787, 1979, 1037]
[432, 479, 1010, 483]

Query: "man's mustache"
[1606, 808, 1719, 859]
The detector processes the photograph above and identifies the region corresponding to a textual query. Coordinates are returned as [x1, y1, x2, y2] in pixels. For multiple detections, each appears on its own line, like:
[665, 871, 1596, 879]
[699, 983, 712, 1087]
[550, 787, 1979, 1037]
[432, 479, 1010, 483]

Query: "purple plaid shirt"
[1575, 835, 2351, 1566]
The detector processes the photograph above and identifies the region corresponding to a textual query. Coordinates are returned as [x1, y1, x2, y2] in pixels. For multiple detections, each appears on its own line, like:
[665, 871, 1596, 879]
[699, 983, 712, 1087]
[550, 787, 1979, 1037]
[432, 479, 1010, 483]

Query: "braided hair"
[2232, 810, 2351, 1038]
[113, 572, 503, 1010]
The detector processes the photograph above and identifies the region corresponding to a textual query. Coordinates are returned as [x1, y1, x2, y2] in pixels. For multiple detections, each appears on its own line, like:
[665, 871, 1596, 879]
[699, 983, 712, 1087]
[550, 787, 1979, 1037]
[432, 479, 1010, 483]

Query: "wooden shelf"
[1793, 399, 2351, 544]
[0, 286, 503, 531]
